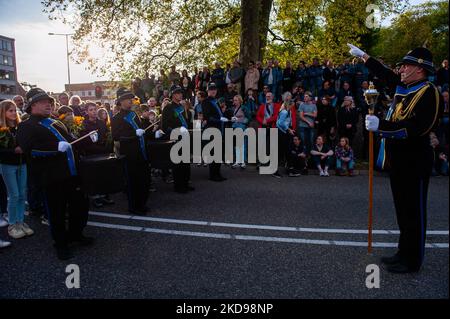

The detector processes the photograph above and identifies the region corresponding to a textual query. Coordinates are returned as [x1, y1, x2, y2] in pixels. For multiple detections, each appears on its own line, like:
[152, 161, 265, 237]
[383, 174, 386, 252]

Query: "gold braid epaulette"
[392, 84, 429, 122]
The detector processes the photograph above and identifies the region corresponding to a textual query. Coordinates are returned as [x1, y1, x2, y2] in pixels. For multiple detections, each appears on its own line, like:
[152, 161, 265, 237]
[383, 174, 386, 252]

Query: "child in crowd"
[334, 137, 355, 176]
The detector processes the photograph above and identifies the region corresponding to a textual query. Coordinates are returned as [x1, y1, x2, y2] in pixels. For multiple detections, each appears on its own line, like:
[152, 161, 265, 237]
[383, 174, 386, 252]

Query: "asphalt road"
[0, 165, 448, 299]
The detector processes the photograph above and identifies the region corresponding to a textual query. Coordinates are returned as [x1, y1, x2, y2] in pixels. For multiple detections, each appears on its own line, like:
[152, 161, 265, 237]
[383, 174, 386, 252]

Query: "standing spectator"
[335, 137, 355, 176]
[256, 92, 280, 167]
[199, 66, 210, 92]
[318, 80, 337, 107]
[275, 91, 297, 177]
[256, 61, 264, 92]
[308, 58, 323, 97]
[194, 91, 207, 120]
[436, 59, 449, 91]
[323, 60, 337, 87]
[231, 95, 250, 169]
[147, 97, 158, 113]
[13, 95, 25, 116]
[158, 90, 170, 105]
[244, 88, 258, 119]
[181, 77, 194, 102]
[297, 91, 317, 152]
[223, 83, 238, 110]
[262, 60, 276, 100]
[69, 95, 84, 117]
[0, 100, 33, 239]
[258, 85, 270, 105]
[272, 60, 283, 101]
[282, 61, 295, 93]
[287, 135, 308, 176]
[244, 61, 260, 93]
[430, 133, 449, 176]
[168, 65, 181, 86]
[58, 92, 69, 106]
[158, 69, 169, 89]
[211, 62, 225, 97]
[295, 61, 308, 90]
[337, 96, 358, 146]
[436, 90, 449, 145]
[338, 59, 355, 89]
[132, 78, 146, 103]
[141, 72, 155, 99]
[229, 60, 244, 95]
[310, 135, 334, 177]
[316, 96, 337, 146]
[353, 58, 369, 89]
[337, 81, 353, 107]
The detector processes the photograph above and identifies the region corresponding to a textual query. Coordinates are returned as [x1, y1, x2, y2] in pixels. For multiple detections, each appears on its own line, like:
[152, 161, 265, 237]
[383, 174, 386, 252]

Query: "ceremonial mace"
[363, 82, 379, 254]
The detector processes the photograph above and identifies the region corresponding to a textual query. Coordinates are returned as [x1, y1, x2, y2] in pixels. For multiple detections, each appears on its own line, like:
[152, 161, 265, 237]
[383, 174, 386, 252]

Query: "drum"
[79, 154, 126, 195]
[147, 139, 178, 169]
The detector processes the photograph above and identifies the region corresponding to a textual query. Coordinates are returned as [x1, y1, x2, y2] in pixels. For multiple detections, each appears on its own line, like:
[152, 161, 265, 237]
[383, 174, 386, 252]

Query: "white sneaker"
[19, 222, 34, 236]
[0, 217, 8, 228]
[324, 170, 330, 177]
[0, 239, 11, 248]
[319, 170, 325, 176]
[231, 163, 240, 169]
[240, 163, 246, 169]
[8, 224, 26, 239]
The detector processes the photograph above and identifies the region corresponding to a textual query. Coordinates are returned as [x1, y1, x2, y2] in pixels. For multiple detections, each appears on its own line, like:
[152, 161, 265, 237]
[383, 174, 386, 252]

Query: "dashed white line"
[89, 211, 449, 236]
[87, 221, 449, 249]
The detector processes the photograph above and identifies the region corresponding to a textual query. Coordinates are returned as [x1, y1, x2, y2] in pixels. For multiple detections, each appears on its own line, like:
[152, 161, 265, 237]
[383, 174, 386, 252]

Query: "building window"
[0, 70, 15, 80]
[1, 40, 12, 52]
[0, 84, 16, 94]
[0, 55, 13, 66]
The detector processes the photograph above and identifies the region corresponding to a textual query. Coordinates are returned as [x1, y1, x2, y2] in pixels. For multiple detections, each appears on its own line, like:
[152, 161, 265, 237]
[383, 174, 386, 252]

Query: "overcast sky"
[0, 0, 432, 93]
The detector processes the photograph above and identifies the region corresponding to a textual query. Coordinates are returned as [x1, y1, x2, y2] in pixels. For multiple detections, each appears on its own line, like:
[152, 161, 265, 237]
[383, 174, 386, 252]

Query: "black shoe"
[209, 176, 226, 182]
[129, 208, 147, 216]
[100, 196, 115, 205]
[380, 253, 402, 265]
[56, 246, 74, 261]
[70, 235, 95, 247]
[272, 172, 282, 178]
[386, 262, 420, 274]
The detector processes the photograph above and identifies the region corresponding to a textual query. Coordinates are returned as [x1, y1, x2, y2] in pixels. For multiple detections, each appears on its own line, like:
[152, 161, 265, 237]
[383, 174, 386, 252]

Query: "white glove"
[365, 115, 380, 132]
[89, 132, 98, 143]
[347, 43, 366, 58]
[136, 129, 145, 137]
[179, 126, 189, 135]
[58, 141, 71, 152]
[231, 116, 238, 122]
[220, 117, 228, 122]
[155, 129, 165, 139]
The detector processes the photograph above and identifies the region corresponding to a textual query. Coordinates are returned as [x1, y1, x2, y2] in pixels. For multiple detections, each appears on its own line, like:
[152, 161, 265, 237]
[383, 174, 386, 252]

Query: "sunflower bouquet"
[59, 114, 85, 138]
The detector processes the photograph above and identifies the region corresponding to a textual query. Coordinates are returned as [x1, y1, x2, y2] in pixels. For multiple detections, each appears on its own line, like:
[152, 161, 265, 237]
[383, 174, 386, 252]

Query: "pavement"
[0, 165, 448, 299]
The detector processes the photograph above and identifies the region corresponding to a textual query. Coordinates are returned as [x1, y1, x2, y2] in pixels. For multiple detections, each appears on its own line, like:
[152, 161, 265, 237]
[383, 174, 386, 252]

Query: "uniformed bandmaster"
[16, 88, 93, 261]
[348, 44, 444, 273]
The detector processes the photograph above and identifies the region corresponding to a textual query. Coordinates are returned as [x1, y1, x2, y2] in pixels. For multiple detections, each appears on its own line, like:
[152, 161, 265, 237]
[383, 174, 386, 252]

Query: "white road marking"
[89, 211, 449, 236]
[87, 221, 449, 249]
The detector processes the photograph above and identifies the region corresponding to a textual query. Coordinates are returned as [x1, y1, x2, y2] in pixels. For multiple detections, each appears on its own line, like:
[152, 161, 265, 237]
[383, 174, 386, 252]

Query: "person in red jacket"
[256, 92, 280, 128]
[256, 92, 280, 166]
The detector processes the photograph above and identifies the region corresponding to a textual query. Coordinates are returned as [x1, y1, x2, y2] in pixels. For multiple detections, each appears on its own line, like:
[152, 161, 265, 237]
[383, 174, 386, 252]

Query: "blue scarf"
[174, 105, 188, 129]
[39, 118, 77, 176]
[124, 111, 148, 161]
[211, 99, 224, 133]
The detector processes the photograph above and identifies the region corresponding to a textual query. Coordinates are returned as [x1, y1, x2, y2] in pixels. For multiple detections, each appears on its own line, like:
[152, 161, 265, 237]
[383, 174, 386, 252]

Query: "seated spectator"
[288, 135, 308, 176]
[337, 81, 352, 107]
[244, 88, 258, 119]
[335, 137, 355, 176]
[224, 83, 238, 109]
[310, 135, 334, 177]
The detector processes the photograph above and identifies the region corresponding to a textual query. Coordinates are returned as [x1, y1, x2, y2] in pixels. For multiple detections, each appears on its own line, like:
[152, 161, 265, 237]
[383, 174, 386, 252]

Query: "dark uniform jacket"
[16, 115, 77, 186]
[365, 57, 444, 176]
[202, 96, 224, 131]
[161, 102, 191, 137]
[111, 109, 146, 163]
[79, 118, 109, 155]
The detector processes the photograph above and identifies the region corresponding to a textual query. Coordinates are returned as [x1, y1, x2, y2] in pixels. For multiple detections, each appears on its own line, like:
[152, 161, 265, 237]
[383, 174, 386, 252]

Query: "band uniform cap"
[396, 47, 435, 74]
[25, 88, 53, 113]
[116, 87, 136, 101]
[207, 82, 218, 91]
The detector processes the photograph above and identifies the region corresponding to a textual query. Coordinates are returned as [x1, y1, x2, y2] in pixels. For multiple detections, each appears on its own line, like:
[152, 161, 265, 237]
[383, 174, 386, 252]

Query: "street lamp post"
[48, 32, 74, 86]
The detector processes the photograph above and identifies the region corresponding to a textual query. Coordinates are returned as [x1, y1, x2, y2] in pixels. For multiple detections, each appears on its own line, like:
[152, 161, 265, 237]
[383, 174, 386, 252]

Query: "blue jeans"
[0, 164, 27, 225]
[298, 127, 316, 153]
[336, 158, 355, 170]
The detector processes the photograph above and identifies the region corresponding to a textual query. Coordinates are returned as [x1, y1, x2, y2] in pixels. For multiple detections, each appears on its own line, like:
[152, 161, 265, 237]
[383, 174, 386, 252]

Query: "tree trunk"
[258, 0, 273, 62]
[239, 0, 261, 66]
